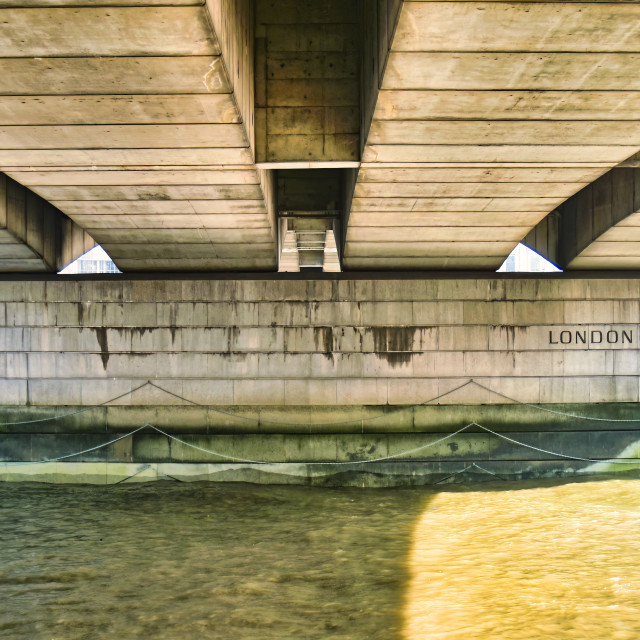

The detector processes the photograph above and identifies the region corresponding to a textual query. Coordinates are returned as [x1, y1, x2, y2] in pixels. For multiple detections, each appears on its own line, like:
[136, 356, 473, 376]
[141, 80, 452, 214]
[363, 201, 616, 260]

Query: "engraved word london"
[548, 328, 634, 346]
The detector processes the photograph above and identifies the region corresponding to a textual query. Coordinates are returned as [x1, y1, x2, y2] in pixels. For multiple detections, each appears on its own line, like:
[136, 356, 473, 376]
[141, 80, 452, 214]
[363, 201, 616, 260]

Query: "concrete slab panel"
[383, 53, 640, 91]
[0, 94, 241, 126]
[0, 148, 254, 166]
[0, 57, 230, 95]
[8, 169, 261, 186]
[374, 90, 640, 121]
[361, 145, 639, 164]
[368, 120, 640, 146]
[0, 7, 219, 57]
[394, 2, 640, 53]
[0, 124, 246, 150]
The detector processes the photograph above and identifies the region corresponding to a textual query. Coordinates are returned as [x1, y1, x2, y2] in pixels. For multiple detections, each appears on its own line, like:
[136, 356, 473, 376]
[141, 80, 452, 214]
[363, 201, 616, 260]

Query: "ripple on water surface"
[0, 479, 639, 640]
[0, 482, 419, 640]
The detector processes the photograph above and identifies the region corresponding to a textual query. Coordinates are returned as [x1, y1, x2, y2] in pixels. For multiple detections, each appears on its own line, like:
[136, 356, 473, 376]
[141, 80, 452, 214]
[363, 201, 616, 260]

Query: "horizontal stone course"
[3, 428, 640, 467]
[6, 324, 640, 354]
[7, 349, 640, 380]
[7, 301, 640, 328]
[2, 277, 640, 303]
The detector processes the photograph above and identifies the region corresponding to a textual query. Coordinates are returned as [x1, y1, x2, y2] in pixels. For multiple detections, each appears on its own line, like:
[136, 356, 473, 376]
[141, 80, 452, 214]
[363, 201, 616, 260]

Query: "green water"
[0, 479, 639, 639]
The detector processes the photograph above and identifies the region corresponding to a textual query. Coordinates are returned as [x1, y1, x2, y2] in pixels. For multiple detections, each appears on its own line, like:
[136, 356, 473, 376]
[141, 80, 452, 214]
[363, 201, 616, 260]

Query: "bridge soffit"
[0, 1, 277, 272]
[346, 0, 640, 271]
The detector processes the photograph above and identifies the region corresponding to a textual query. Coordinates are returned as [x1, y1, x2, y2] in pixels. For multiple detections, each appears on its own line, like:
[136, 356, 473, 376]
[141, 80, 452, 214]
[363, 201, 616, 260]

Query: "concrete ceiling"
[2, 0, 640, 272]
[344, 0, 640, 270]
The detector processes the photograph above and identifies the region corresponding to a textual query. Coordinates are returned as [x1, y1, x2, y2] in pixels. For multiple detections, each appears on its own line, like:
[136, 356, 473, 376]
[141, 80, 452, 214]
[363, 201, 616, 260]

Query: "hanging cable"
[0, 381, 152, 426]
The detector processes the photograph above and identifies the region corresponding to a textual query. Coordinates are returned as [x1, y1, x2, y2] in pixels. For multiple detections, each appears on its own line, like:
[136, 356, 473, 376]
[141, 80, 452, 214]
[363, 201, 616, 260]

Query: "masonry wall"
[1, 276, 639, 485]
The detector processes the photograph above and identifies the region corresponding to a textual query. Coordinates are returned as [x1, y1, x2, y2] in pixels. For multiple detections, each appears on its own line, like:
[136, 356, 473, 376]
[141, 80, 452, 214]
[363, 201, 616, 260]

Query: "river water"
[0, 478, 638, 640]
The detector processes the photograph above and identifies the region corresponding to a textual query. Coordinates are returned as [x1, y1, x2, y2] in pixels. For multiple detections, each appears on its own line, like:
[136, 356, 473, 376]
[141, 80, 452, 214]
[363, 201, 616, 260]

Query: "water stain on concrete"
[314, 326, 333, 359]
[367, 326, 415, 367]
[93, 327, 109, 369]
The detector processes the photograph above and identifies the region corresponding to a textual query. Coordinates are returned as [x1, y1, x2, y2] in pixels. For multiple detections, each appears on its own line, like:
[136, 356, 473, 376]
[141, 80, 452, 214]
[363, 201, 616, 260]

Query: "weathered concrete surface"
[0, 1, 277, 271]
[0, 174, 94, 272]
[254, 0, 360, 163]
[526, 167, 640, 270]
[346, 0, 640, 270]
[1, 276, 639, 484]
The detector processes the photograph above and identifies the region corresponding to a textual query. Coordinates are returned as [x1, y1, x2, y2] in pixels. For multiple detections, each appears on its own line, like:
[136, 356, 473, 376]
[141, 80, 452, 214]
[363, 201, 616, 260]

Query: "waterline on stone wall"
[3, 421, 640, 480]
[4, 378, 640, 429]
[3, 379, 640, 484]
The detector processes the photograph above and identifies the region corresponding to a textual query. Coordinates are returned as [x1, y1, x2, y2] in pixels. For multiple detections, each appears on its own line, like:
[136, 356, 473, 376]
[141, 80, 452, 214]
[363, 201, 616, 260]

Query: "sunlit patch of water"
[403, 479, 640, 640]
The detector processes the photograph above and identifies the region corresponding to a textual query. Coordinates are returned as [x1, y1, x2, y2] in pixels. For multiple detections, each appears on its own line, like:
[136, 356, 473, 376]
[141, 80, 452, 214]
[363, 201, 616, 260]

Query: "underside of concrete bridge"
[1, 0, 640, 273]
[3, 2, 640, 485]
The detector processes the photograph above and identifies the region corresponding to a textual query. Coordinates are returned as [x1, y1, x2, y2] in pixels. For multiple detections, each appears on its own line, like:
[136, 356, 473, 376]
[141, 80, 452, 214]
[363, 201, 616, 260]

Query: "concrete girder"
[0, 1, 277, 272]
[345, 0, 640, 270]
[524, 167, 640, 270]
[0, 173, 94, 272]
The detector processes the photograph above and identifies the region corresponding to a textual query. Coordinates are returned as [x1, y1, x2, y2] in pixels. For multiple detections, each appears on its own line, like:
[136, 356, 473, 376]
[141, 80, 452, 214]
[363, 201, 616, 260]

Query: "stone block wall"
[1, 276, 639, 484]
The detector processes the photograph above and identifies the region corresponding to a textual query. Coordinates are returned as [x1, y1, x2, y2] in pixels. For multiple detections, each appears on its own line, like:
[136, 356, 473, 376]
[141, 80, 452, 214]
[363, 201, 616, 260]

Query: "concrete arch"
[524, 167, 640, 270]
[0, 174, 94, 272]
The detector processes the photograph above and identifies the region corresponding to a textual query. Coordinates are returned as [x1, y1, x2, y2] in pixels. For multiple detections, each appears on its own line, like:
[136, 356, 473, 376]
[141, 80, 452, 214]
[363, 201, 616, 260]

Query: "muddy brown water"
[0, 478, 638, 639]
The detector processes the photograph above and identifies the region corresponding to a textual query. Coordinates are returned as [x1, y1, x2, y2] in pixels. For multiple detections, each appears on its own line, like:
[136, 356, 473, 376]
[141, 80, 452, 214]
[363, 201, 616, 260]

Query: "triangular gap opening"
[497, 243, 562, 273]
[58, 245, 121, 275]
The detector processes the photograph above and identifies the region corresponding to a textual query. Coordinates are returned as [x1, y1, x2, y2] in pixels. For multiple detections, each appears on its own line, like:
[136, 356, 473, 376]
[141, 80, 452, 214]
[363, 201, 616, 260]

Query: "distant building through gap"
[497, 243, 561, 273]
[58, 246, 121, 275]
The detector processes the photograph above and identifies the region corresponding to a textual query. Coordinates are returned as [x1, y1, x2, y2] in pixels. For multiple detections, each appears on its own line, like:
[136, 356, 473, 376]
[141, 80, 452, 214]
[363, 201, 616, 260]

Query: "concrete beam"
[347, 0, 640, 270]
[525, 167, 640, 270]
[0, 173, 95, 272]
[0, 1, 278, 272]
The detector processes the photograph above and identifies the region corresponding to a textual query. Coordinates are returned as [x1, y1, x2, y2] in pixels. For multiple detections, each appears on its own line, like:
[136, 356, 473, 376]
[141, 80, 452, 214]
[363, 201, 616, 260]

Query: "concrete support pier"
[1, 275, 639, 485]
